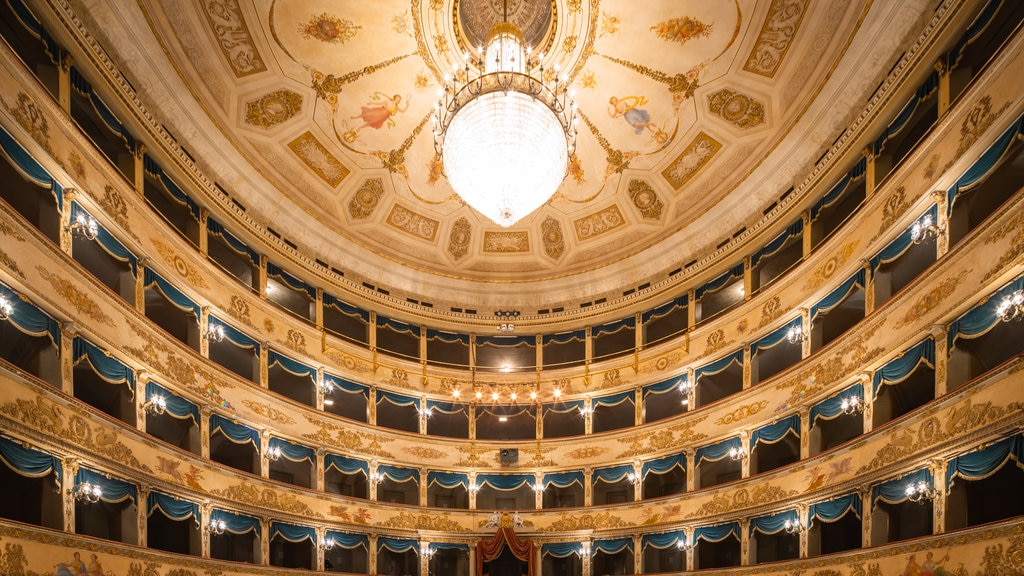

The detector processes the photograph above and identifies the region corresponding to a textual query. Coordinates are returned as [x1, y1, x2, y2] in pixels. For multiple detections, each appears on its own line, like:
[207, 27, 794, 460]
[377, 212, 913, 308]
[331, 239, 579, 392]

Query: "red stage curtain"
[477, 527, 534, 576]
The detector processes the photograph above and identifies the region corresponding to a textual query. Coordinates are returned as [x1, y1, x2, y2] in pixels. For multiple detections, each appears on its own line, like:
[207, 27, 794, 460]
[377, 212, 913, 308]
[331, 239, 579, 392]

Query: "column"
[799, 307, 811, 359]
[741, 343, 752, 390]
[583, 468, 593, 507]
[200, 406, 212, 459]
[534, 473, 544, 509]
[60, 325, 77, 396]
[739, 433, 750, 478]
[935, 59, 950, 115]
[797, 504, 809, 559]
[632, 534, 642, 575]
[863, 147, 877, 196]
[369, 535, 378, 575]
[370, 461, 380, 501]
[369, 386, 378, 426]
[58, 53, 72, 113]
[132, 144, 147, 195]
[739, 518, 750, 566]
[583, 396, 593, 435]
[316, 448, 326, 492]
[134, 257, 148, 312]
[315, 288, 325, 329]
[685, 451, 695, 492]
[59, 188, 75, 255]
[258, 341, 269, 389]
[316, 526, 328, 571]
[469, 472, 478, 509]
[932, 325, 949, 398]
[632, 460, 642, 502]
[801, 211, 812, 259]
[932, 189, 950, 258]
[469, 544, 477, 576]
[419, 468, 428, 507]
[686, 289, 697, 328]
[259, 518, 270, 565]
[862, 259, 875, 315]
[419, 397, 429, 435]
[634, 385, 643, 427]
[135, 371, 148, 433]
[200, 502, 212, 558]
[61, 457, 77, 532]
[684, 529, 694, 571]
[256, 255, 268, 301]
[260, 429, 271, 478]
[137, 485, 150, 548]
[582, 540, 592, 576]
[419, 541, 430, 576]
[930, 459, 946, 534]
[861, 372, 874, 434]
[860, 487, 873, 549]
[799, 407, 811, 459]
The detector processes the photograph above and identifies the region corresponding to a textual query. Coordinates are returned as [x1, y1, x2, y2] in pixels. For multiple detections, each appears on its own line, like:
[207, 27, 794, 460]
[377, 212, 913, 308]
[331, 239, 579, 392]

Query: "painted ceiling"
[79, 0, 924, 323]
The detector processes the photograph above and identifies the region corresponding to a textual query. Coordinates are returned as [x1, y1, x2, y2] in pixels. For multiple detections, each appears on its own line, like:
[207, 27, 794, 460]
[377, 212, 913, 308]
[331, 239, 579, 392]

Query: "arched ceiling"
[74, 0, 933, 325]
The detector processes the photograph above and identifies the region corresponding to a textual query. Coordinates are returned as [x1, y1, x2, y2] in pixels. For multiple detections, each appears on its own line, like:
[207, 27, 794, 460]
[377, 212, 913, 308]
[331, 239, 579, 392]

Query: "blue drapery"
[695, 522, 740, 543]
[425, 328, 470, 344]
[209, 413, 259, 450]
[751, 414, 800, 449]
[75, 468, 136, 503]
[695, 264, 745, 300]
[542, 543, 581, 558]
[0, 282, 60, 347]
[750, 317, 803, 357]
[542, 400, 585, 414]
[947, 0, 1002, 68]
[69, 67, 137, 152]
[593, 464, 634, 484]
[270, 521, 315, 543]
[809, 493, 861, 526]
[142, 155, 201, 219]
[147, 491, 199, 524]
[542, 329, 586, 344]
[947, 114, 1024, 212]
[376, 315, 421, 336]
[946, 433, 1024, 487]
[811, 269, 866, 321]
[266, 263, 316, 300]
[378, 464, 418, 483]
[378, 537, 417, 553]
[641, 530, 686, 550]
[325, 454, 369, 476]
[809, 383, 864, 427]
[211, 509, 260, 536]
[428, 471, 469, 489]
[476, 334, 535, 347]
[268, 437, 314, 463]
[810, 158, 866, 221]
[592, 390, 634, 408]
[0, 122, 64, 207]
[642, 295, 688, 323]
[206, 218, 260, 266]
[593, 538, 632, 555]
[593, 316, 636, 336]
[430, 542, 470, 553]
[695, 349, 744, 381]
[543, 471, 583, 488]
[643, 375, 687, 397]
[873, 71, 939, 155]
[145, 381, 199, 424]
[326, 530, 369, 549]
[143, 268, 198, 318]
[871, 468, 932, 506]
[71, 202, 138, 275]
[376, 390, 421, 410]
[872, 338, 934, 396]
[751, 220, 804, 268]
[208, 316, 260, 354]
[73, 337, 135, 393]
[749, 509, 799, 536]
[947, 277, 1024, 350]
[267, 350, 316, 381]
[870, 205, 939, 272]
[0, 435, 61, 480]
[696, 437, 742, 466]
[642, 453, 686, 477]
[323, 293, 370, 321]
[5, 0, 63, 63]
[322, 373, 368, 396]
[476, 473, 533, 490]
[426, 400, 467, 414]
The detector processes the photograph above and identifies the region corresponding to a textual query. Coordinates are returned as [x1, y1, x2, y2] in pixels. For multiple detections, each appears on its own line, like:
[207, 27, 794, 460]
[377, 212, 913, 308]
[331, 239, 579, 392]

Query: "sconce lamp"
[73, 481, 103, 503]
[66, 213, 98, 240]
[143, 393, 167, 415]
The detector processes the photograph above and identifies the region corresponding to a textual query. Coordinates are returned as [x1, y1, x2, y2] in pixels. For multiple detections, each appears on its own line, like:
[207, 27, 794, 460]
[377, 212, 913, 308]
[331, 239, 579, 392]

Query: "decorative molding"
[743, 0, 808, 77]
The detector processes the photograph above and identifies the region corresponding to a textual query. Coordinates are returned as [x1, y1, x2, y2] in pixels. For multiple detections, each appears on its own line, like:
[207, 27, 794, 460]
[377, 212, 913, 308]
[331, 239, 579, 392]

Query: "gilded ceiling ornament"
[348, 178, 385, 220]
[309, 54, 412, 105]
[541, 217, 565, 259]
[661, 132, 721, 191]
[36, 266, 115, 326]
[743, 0, 808, 77]
[299, 13, 361, 44]
[599, 54, 701, 97]
[244, 89, 302, 129]
[650, 16, 713, 45]
[288, 132, 349, 187]
[483, 231, 530, 253]
[201, 0, 266, 76]
[573, 205, 625, 241]
[598, 11, 620, 37]
[447, 217, 472, 260]
[707, 88, 766, 128]
[628, 179, 663, 220]
[387, 205, 439, 241]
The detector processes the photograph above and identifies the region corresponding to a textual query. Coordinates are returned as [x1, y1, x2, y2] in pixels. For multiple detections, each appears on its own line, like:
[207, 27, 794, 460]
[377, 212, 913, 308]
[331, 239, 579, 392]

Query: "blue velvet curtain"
[947, 277, 1024, 350]
[476, 334, 535, 347]
[947, 0, 1002, 68]
[145, 381, 199, 424]
[266, 263, 316, 300]
[871, 468, 932, 506]
[872, 338, 934, 396]
[0, 282, 60, 347]
[4, 0, 63, 63]
[270, 521, 315, 543]
[0, 435, 61, 480]
[872, 71, 939, 155]
[378, 537, 417, 553]
[749, 509, 799, 536]
[378, 464, 418, 483]
[810, 158, 866, 221]
[541, 543, 581, 558]
[325, 453, 369, 476]
[592, 464, 633, 484]
[69, 67, 137, 152]
[642, 295, 688, 323]
[72, 202, 137, 275]
[476, 473, 533, 490]
[0, 123, 64, 207]
[73, 337, 135, 393]
[376, 390, 421, 410]
[751, 414, 800, 449]
[323, 293, 370, 321]
[750, 317, 803, 357]
[641, 530, 686, 550]
[75, 468, 136, 503]
[947, 114, 1024, 212]
[147, 491, 199, 524]
[542, 329, 586, 344]
[695, 264, 745, 300]
[695, 349, 743, 381]
[643, 376, 687, 398]
[811, 269, 866, 321]
[267, 350, 316, 381]
[870, 205, 938, 272]
[206, 218, 260, 266]
[209, 413, 260, 450]
[946, 433, 1024, 487]
[695, 522, 740, 543]
[142, 155, 201, 219]
[809, 493, 861, 526]
[430, 542, 471, 553]
[143, 268, 198, 318]
[326, 530, 369, 549]
[425, 328, 471, 344]
[426, 400, 468, 415]
[695, 437, 741, 465]
[593, 538, 632, 554]
[322, 373, 368, 396]
[642, 453, 686, 478]
[211, 509, 260, 536]
[750, 220, 804, 268]
[592, 390, 634, 407]
[809, 383, 864, 427]
[428, 471, 468, 489]
[268, 437, 314, 463]
[208, 315, 260, 354]
[543, 471, 584, 488]
[542, 400, 585, 415]
[593, 316, 636, 336]
[376, 315, 420, 336]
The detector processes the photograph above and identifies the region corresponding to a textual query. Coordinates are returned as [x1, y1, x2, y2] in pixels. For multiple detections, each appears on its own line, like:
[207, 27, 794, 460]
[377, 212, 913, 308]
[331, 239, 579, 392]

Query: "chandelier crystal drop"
[435, 22, 577, 227]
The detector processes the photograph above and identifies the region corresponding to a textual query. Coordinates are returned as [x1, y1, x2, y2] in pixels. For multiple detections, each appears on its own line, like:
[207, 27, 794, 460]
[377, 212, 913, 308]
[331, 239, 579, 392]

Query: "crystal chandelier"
[434, 17, 577, 227]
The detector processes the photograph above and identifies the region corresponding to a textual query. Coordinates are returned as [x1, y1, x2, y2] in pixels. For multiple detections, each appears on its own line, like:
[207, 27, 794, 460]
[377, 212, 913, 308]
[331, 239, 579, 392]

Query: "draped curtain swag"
[871, 468, 933, 506]
[947, 276, 1024, 350]
[809, 382, 864, 427]
[872, 338, 935, 396]
[326, 530, 368, 549]
[147, 491, 199, 524]
[267, 350, 317, 381]
[0, 282, 60, 347]
[143, 268, 199, 318]
[541, 542, 580, 558]
[208, 315, 260, 354]
[750, 414, 800, 449]
[749, 509, 799, 536]
[75, 468, 136, 504]
[543, 471, 584, 488]
[477, 527, 535, 576]
[695, 437, 742, 465]
[146, 381, 200, 424]
[325, 454, 369, 476]
[378, 536, 417, 553]
[695, 522, 740, 543]
[592, 464, 633, 485]
[270, 521, 316, 543]
[209, 413, 260, 450]
[142, 155, 201, 219]
[0, 435, 61, 480]
[268, 437, 315, 463]
[73, 202, 138, 275]
[641, 530, 686, 550]
[642, 453, 686, 478]
[0, 123, 64, 206]
[946, 433, 1024, 487]
[809, 493, 862, 526]
[73, 337, 135, 393]
[593, 538, 632, 555]
[211, 509, 261, 536]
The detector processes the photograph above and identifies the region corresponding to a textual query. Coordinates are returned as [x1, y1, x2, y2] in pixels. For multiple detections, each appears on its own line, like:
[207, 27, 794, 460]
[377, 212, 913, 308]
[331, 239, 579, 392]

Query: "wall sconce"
[320, 537, 335, 551]
[0, 295, 12, 320]
[369, 471, 385, 486]
[418, 406, 434, 419]
[264, 445, 282, 462]
[728, 446, 747, 461]
[786, 324, 805, 344]
[840, 395, 863, 415]
[73, 481, 103, 503]
[905, 480, 936, 503]
[996, 290, 1023, 323]
[675, 537, 695, 552]
[579, 405, 594, 418]
[66, 213, 98, 240]
[204, 324, 225, 342]
[627, 472, 641, 486]
[533, 481, 545, 493]
[580, 541, 591, 556]
[208, 518, 226, 535]
[783, 517, 806, 534]
[678, 381, 692, 406]
[143, 393, 167, 415]
[468, 482, 480, 494]
[910, 214, 943, 244]
[419, 542, 435, 559]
